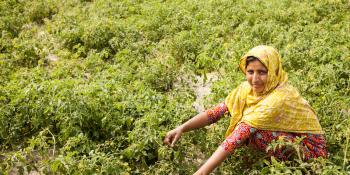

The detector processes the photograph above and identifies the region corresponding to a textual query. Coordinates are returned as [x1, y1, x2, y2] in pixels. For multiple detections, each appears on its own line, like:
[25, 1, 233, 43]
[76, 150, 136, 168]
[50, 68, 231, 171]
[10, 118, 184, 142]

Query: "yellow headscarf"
[225, 45, 323, 137]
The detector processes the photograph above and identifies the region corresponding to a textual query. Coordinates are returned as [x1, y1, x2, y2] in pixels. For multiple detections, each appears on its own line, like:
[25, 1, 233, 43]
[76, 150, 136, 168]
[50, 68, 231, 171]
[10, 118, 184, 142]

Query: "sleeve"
[221, 122, 256, 153]
[206, 102, 228, 124]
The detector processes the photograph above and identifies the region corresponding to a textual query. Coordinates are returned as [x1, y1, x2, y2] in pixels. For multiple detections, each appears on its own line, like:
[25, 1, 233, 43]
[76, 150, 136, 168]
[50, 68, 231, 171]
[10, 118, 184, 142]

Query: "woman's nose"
[252, 73, 260, 82]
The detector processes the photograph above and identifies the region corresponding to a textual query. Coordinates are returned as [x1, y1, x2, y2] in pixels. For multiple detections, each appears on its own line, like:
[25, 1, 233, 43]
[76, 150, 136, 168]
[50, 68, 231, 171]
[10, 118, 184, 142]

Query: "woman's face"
[246, 59, 268, 93]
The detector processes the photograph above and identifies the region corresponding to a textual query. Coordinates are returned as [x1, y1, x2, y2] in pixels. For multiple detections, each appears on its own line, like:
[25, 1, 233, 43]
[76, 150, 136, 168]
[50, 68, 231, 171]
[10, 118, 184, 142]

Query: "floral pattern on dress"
[222, 122, 328, 160]
[206, 103, 328, 160]
[206, 102, 227, 123]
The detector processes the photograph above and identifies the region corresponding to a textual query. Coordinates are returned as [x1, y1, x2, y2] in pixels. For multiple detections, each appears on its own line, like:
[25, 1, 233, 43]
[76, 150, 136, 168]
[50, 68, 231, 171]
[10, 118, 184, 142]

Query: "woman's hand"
[163, 126, 184, 147]
[164, 112, 210, 147]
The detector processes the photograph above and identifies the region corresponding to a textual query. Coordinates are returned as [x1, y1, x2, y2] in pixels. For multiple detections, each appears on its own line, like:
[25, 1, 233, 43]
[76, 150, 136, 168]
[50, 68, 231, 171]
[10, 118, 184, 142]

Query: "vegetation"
[0, 0, 349, 174]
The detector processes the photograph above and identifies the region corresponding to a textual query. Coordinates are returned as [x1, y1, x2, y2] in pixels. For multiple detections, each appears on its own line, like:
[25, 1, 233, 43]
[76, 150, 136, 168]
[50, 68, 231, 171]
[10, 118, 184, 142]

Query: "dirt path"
[190, 72, 218, 113]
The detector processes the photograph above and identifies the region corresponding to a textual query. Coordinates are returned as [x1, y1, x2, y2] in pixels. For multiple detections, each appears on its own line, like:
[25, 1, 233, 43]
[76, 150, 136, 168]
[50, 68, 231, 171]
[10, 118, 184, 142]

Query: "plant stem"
[46, 129, 56, 157]
[343, 128, 349, 170]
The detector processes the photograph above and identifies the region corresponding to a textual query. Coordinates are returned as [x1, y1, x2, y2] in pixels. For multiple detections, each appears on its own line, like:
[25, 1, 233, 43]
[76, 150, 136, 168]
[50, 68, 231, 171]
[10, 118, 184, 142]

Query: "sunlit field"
[0, 0, 349, 174]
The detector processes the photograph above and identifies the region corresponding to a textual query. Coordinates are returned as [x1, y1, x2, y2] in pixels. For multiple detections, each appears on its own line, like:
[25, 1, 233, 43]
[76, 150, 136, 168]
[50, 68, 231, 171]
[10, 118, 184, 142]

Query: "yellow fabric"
[225, 45, 323, 137]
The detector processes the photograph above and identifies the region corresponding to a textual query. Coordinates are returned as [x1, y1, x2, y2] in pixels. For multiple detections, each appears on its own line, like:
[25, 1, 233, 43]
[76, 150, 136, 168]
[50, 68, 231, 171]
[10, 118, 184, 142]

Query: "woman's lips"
[253, 84, 262, 88]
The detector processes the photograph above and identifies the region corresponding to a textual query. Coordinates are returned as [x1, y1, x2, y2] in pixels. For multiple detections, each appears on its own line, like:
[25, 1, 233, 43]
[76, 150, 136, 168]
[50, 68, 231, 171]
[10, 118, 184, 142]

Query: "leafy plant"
[0, 0, 349, 174]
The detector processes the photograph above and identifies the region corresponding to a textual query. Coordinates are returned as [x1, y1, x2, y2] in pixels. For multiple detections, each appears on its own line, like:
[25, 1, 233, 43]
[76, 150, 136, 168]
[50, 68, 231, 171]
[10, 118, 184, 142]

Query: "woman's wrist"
[178, 124, 186, 133]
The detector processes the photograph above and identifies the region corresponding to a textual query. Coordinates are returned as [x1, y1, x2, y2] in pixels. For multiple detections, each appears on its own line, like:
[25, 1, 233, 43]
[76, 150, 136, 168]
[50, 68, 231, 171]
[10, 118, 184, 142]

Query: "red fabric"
[207, 103, 328, 160]
[206, 102, 227, 123]
[222, 122, 328, 160]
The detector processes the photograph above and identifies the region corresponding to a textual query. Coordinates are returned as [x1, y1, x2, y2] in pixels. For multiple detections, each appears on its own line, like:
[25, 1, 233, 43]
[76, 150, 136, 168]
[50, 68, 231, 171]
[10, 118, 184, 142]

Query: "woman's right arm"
[163, 103, 227, 147]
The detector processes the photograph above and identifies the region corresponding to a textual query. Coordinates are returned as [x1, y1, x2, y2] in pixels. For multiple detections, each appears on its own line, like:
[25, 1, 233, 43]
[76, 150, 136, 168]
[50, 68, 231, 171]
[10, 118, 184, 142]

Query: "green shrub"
[0, 0, 349, 174]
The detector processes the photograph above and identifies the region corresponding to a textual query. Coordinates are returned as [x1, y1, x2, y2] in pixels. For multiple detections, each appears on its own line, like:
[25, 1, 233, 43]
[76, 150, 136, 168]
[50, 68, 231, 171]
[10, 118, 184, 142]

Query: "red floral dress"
[206, 103, 328, 160]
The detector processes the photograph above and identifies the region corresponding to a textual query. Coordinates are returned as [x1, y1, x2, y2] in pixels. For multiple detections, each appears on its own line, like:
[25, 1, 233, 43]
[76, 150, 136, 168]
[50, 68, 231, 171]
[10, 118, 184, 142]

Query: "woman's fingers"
[171, 133, 180, 147]
[164, 129, 182, 147]
[163, 136, 169, 145]
[164, 132, 174, 146]
[163, 135, 170, 145]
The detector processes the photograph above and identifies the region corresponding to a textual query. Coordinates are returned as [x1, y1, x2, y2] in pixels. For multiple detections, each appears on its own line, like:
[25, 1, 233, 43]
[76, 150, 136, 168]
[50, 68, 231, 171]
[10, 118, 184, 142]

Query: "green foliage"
[0, 0, 349, 174]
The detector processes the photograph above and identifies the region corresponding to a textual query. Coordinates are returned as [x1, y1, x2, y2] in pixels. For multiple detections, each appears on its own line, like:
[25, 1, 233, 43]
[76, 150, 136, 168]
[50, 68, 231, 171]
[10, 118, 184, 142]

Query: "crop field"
[0, 0, 349, 174]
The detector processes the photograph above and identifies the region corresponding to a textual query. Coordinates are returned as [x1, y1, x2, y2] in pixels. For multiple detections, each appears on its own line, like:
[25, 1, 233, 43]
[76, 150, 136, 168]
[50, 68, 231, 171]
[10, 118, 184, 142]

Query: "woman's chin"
[252, 88, 264, 94]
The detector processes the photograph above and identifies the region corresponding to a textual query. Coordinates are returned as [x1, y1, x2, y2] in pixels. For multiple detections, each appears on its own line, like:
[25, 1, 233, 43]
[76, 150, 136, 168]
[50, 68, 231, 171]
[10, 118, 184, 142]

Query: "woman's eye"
[247, 70, 254, 74]
[259, 71, 267, 75]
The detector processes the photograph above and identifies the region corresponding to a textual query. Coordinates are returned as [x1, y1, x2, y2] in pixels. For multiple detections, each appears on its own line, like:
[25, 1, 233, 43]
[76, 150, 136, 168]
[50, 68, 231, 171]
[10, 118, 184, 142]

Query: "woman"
[163, 45, 327, 175]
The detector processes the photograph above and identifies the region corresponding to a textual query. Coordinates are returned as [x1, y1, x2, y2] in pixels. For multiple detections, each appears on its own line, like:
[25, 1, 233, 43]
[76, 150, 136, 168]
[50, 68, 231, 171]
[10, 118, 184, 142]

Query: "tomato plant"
[0, 0, 349, 174]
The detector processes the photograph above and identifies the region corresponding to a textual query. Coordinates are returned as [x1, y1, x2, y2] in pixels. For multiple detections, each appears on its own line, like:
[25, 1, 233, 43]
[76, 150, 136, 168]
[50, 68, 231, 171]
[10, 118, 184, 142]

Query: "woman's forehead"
[246, 60, 268, 70]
